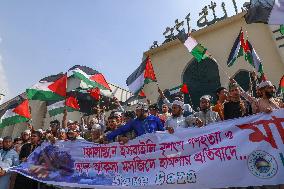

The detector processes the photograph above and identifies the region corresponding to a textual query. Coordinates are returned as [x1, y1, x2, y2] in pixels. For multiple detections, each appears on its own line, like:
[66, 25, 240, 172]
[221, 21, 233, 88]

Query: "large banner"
[11, 109, 284, 189]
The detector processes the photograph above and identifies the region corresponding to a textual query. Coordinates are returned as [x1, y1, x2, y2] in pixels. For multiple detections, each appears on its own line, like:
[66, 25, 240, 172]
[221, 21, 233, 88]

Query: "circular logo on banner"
[247, 150, 278, 179]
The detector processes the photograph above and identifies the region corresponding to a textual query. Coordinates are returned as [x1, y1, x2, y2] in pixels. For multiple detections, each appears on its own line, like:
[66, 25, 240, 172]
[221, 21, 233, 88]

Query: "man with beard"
[187, 95, 220, 127]
[257, 80, 284, 113]
[165, 100, 189, 134]
[224, 83, 247, 120]
[0, 136, 19, 189]
[105, 102, 164, 144]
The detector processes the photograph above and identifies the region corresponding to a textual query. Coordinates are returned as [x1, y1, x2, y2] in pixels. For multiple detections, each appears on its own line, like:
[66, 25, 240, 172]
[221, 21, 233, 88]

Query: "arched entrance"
[232, 70, 250, 92]
[182, 58, 221, 110]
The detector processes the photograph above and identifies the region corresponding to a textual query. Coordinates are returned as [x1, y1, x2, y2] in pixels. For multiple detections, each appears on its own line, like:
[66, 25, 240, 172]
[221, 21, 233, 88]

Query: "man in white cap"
[257, 80, 284, 113]
[105, 102, 164, 144]
[57, 128, 67, 141]
[158, 88, 194, 116]
[165, 100, 189, 134]
[21, 130, 31, 145]
[90, 124, 103, 143]
[187, 95, 220, 127]
[0, 136, 19, 189]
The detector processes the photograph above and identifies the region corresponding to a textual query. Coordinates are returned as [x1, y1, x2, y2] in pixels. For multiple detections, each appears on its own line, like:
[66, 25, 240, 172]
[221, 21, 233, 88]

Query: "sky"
[0, 0, 247, 101]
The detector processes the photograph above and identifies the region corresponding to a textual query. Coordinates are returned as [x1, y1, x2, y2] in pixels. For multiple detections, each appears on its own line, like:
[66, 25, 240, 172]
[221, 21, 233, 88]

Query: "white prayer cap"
[37, 129, 44, 134]
[58, 128, 66, 133]
[91, 124, 102, 131]
[23, 130, 31, 134]
[136, 102, 148, 110]
[0, 138, 3, 142]
[67, 120, 75, 125]
[172, 100, 184, 108]
[258, 81, 273, 89]
[113, 111, 122, 117]
[68, 120, 74, 124]
[200, 95, 211, 101]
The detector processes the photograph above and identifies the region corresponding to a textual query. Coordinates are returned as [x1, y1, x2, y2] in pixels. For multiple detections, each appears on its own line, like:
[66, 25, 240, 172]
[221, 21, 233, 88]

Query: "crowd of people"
[0, 75, 283, 189]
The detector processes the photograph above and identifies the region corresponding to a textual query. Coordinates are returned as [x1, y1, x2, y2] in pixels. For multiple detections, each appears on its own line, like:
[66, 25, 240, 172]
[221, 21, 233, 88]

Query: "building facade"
[140, 13, 284, 109]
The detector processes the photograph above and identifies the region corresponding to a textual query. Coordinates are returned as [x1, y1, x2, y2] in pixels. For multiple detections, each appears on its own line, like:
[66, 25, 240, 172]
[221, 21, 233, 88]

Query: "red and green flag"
[227, 29, 245, 67]
[169, 84, 189, 95]
[47, 96, 80, 117]
[87, 88, 101, 101]
[0, 96, 31, 128]
[126, 56, 157, 94]
[26, 73, 67, 101]
[244, 40, 264, 74]
[68, 65, 111, 90]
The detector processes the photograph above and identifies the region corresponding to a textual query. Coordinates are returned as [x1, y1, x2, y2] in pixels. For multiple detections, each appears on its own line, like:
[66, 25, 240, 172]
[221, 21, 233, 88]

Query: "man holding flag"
[105, 102, 164, 144]
[158, 87, 194, 116]
[257, 80, 284, 113]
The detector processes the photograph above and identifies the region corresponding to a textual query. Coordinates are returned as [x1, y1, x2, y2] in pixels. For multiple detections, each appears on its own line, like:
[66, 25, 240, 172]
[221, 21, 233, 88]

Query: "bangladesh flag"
[0, 96, 31, 128]
[183, 36, 207, 62]
[68, 65, 111, 90]
[126, 56, 157, 94]
[227, 29, 246, 67]
[26, 73, 67, 101]
[47, 96, 80, 117]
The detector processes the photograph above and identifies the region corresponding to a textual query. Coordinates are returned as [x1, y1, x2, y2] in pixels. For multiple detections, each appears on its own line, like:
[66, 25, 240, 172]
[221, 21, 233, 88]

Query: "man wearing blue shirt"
[106, 102, 164, 143]
[0, 136, 19, 189]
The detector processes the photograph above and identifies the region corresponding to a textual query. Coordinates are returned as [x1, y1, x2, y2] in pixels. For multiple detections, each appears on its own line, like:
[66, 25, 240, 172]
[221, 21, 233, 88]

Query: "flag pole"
[62, 73, 68, 129]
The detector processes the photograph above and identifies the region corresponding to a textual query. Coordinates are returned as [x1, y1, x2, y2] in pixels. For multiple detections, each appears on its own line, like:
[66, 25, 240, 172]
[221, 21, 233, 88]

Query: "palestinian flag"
[169, 84, 189, 95]
[281, 25, 284, 35]
[66, 90, 102, 115]
[0, 96, 31, 128]
[47, 96, 80, 117]
[183, 36, 207, 62]
[245, 0, 284, 25]
[280, 75, 284, 93]
[87, 88, 100, 100]
[126, 56, 157, 94]
[244, 40, 264, 74]
[227, 29, 246, 67]
[68, 65, 111, 90]
[26, 73, 67, 101]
